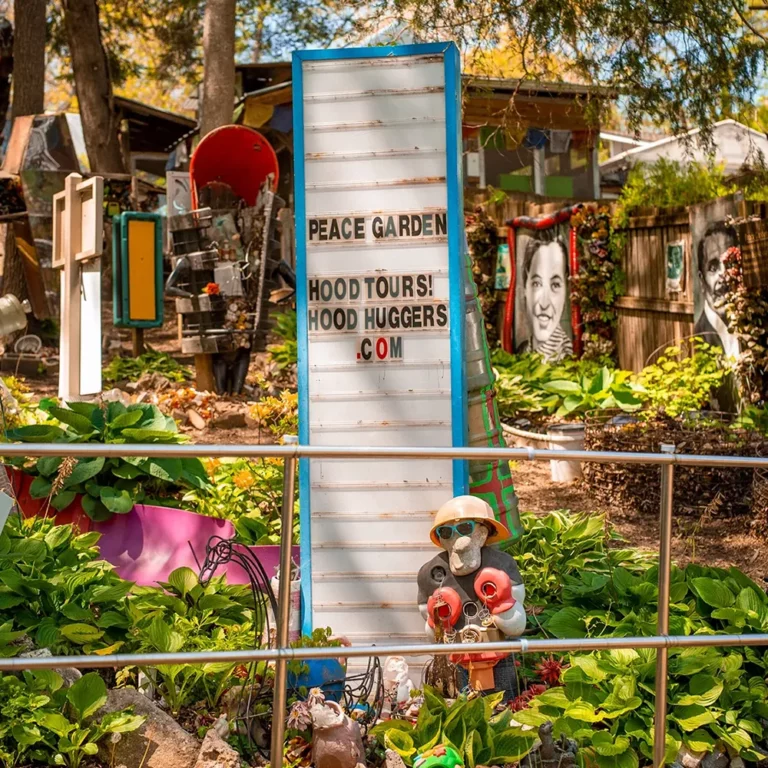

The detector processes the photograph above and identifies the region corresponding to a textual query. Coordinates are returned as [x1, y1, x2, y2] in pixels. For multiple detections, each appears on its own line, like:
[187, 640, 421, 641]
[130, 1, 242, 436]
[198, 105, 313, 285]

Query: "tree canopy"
[362, 0, 768, 140]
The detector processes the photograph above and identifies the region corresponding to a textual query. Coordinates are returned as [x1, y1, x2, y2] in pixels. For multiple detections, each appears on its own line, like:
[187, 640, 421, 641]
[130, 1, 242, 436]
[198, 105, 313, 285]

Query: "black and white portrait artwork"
[514, 226, 574, 362]
[691, 197, 740, 359]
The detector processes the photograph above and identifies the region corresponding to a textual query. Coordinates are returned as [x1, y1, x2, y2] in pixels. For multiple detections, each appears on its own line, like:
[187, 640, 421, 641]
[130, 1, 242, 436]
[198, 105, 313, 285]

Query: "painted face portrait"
[524, 241, 567, 346]
[699, 232, 730, 318]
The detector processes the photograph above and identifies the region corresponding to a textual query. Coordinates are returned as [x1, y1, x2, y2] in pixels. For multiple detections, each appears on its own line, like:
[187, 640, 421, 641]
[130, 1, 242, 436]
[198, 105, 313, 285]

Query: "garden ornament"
[310, 699, 366, 768]
[414, 745, 464, 768]
[417, 496, 526, 696]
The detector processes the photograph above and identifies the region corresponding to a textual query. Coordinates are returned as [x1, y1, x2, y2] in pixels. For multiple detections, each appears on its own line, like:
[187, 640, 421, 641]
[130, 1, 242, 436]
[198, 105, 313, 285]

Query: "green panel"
[112, 215, 124, 326]
[480, 125, 506, 151]
[499, 173, 533, 193]
[545, 175, 574, 197]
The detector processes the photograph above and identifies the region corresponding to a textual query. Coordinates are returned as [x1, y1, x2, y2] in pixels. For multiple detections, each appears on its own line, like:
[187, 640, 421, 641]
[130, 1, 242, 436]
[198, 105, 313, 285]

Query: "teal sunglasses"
[435, 521, 477, 540]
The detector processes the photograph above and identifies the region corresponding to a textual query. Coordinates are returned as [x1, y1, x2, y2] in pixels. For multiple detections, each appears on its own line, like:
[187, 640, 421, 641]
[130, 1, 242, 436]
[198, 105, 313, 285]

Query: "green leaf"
[690, 577, 734, 609]
[12, 723, 42, 745]
[34, 712, 73, 737]
[49, 406, 96, 435]
[542, 380, 582, 395]
[736, 587, 765, 615]
[167, 567, 199, 598]
[147, 616, 184, 653]
[544, 607, 587, 638]
[59, 624, 104, 645]
[66, 402, 99, 419]
[145, 458, 182, 482]
[673, 705, 718, 732]
[64, 458, 106, 488]
[443, 711, 467, 754]
[51, 490, 77, 511]
[37, 456, 63, 477]
[99, 487, 134, 514]
[29, 475, 53, 499]
[111, 463, 145, 479]
[197, 594, 233, 611]
[422, 686, 448, 714]
[81, 495, 111, 522]
[67, 672, 107, 720]
[592, 732, 631, 756]
[570, 655, 606, 682]
[384, 730, 416, 762]
[676, 674, 723, 707]
[563, 701, 605, 723]
[90, 582, 133, 603]
[596, 749, 639, 768]
[30, 669, 64, 692]
[491, 730, 536, 762]
[6, 424, 66, 442]
[110, 410, 144, 430]
[710, 607, 747, 628]
[684, 729, 716, 753]
[36, 618, 60, 647]
[44, 525, 73, 551]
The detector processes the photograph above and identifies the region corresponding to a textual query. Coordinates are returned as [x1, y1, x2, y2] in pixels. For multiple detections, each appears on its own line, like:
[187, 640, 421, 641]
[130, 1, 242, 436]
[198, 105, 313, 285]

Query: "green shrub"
[5, 402, 209, 521]
[103, 348, 192, 384]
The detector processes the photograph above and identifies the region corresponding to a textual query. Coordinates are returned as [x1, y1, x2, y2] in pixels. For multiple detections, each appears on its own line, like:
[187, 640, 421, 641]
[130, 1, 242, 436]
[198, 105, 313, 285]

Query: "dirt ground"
[512, 459, 768, 585]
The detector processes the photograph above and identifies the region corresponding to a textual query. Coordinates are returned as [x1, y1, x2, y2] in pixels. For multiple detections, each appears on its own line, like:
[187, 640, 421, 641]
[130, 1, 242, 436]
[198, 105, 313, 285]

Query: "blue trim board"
[443, 43, 470, 496]
[292, 50, 314, 637]
[293, 42, 469, 635]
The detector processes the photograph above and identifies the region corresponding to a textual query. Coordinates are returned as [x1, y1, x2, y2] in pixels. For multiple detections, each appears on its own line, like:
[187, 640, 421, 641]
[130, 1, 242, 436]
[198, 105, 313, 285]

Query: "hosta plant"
[371, 688, 535, 768]
[5, 401, 209, 521]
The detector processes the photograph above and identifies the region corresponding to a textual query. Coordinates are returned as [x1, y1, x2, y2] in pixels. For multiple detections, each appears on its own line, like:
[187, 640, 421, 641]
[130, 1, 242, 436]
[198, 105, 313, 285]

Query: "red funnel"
[189, 125, 279, 208]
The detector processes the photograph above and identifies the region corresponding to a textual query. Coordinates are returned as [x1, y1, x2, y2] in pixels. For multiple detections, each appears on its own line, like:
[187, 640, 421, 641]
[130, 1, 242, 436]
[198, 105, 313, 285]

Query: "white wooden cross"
[52, 173, 104, 401]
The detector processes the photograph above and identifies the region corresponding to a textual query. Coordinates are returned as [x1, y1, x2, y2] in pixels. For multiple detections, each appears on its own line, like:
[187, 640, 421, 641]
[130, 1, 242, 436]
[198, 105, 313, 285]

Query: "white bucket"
[547, 423, 585, 483]
[268, 570, 301, 643]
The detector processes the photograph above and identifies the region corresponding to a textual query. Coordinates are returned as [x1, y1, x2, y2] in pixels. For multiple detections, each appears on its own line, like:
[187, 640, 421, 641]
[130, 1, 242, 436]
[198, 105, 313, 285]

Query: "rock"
[193, 727, 241, 768]
[93, 687, 200, 768]
[211, 410, 247, 430]
[187, 409, 207, 431]
[19, 648, 82, 687]
[701, 752, 729, 768]
[679, 748, 706, 768]
[212, 715, 229, 739]
[386, 749, 407, 768]
[171, 409, 187, 423]
[731, 759, 745, 768]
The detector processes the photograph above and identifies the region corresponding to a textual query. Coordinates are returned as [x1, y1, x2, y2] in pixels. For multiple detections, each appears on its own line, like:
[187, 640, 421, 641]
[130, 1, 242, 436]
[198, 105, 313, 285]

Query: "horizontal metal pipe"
[1, 633, 767, 672]
[2, 442, 768, 468]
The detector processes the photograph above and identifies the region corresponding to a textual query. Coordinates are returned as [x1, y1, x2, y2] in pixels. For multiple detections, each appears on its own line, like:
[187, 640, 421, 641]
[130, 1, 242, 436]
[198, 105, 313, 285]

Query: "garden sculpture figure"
[417, 496, 526, 698]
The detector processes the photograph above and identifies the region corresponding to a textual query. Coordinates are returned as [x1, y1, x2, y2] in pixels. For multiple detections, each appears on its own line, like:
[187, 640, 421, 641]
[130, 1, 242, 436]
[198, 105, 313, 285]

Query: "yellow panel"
[244, 100, 274, 128]
[127, 220, 156, 321]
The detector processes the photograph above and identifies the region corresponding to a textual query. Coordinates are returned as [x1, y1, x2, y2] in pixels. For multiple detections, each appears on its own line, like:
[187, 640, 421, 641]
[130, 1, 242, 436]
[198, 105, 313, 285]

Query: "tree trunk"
[200, 0, 235, 138]
[62, 0, 125, 173]
[11, 0, 45, 119]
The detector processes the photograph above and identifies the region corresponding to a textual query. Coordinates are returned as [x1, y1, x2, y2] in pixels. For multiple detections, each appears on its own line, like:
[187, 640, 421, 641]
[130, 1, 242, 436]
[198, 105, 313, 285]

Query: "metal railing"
[2, 441, 768, 768]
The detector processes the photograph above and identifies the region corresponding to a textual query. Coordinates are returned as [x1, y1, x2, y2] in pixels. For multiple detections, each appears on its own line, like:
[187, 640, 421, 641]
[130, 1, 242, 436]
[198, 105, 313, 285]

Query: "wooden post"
[194, 353, 215, 392]
[132, 328, 145, 357]
[53, 173, 104, 401]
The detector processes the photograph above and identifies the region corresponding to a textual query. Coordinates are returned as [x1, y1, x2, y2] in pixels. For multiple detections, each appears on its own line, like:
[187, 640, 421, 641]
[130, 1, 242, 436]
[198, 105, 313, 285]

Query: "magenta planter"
[92, 504, 299, 586]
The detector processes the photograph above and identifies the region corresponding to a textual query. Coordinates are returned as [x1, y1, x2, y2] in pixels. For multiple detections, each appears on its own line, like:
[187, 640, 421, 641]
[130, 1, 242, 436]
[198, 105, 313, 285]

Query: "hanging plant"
[570, 205, 624, 362]
[466, 206, 500, 348]
[720, 242, 768, 405]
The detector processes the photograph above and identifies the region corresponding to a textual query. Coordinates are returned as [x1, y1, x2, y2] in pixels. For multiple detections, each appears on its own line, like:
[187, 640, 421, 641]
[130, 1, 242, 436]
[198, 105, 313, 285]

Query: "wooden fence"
[615, 210, 693, 371]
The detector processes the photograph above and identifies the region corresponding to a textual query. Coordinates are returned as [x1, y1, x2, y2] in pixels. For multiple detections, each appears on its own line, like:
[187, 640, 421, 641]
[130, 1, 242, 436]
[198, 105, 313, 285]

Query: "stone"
[311, 701, 365, 768]
[187, 409, 207, 431]
[211, 410, 247, 430]
[193, 727, 241, 768]
[731, 759, 745, 768]
[679, 748, 706, 768]
[92, 687, 200, 768]
[701, 752, 729, 768]
[172, 409, 187, 423]
[386, 749, 408, 768]
[19, 648, 82, 687]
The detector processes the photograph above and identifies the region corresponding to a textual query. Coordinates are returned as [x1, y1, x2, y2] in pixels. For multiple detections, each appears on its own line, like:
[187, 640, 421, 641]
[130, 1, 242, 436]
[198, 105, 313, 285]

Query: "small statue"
[417, 496, 526, 700]
[414, 745, 464, 768]
[310, 700, 366, 768]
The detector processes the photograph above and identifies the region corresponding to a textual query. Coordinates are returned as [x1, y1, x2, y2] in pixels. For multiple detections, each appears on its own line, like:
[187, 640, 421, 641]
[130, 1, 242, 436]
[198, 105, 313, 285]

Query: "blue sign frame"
[292, 42, 468, 634]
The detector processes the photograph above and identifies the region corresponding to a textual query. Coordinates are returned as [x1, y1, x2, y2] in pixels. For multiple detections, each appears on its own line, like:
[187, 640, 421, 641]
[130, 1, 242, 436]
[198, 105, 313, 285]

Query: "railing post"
[654, 444, 675, 767]
[269, 435, 298, 767]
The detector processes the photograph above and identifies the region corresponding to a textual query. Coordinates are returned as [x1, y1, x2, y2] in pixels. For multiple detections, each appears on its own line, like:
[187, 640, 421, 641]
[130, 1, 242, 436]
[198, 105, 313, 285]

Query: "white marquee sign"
[293, 42, 468, 650]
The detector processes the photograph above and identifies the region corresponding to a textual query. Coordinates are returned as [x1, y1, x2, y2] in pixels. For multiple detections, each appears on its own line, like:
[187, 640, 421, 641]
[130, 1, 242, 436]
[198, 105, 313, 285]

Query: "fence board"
[617, 213, 694, 371]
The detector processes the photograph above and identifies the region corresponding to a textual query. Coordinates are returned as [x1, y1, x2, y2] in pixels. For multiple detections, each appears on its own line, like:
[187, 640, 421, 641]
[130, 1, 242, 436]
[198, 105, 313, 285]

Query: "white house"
[600, 119, 768, 196]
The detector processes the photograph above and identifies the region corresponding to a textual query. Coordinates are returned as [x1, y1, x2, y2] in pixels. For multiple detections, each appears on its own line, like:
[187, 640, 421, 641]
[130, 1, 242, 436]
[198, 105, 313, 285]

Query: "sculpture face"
[437, 521, 489, 576]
